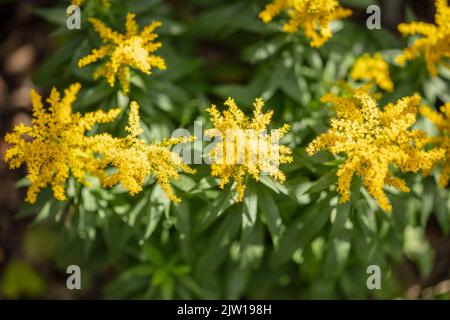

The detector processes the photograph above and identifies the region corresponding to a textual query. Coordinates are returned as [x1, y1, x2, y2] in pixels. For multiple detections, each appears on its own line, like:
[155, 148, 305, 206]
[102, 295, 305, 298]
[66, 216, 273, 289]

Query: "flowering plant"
[1, 0, 450, 300]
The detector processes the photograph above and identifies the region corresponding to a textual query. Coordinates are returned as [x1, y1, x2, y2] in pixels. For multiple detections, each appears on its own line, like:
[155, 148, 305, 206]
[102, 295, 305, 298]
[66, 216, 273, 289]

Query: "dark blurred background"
[0, 0, 449, 299]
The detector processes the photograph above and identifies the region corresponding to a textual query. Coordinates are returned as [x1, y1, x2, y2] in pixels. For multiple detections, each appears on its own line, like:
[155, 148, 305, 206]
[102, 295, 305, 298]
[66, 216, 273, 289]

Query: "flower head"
[397, 0, 450, 76]
[205, 98, 292, 202]
[93, 101, 195, 203]
[3, 84, 121, 203]
[420, 103, 450, 186]
[259, 0, 352, 47]
[78, 13, 166, 94]
[307, 92, 444, 211]
[351, 53, 394, 92]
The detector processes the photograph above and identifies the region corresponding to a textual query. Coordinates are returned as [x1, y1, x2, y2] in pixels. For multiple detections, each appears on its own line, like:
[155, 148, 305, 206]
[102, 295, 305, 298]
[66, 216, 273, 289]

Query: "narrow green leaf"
[271, 195, 333, 266]
[142, 244, 165, 267]
[243, 180, 258, 225]
[198, 184, 233, 231]
[306, 170, 337, 194]
[330, 202, 351, 238]
[323, 235, 351, 278]
[420, 178, 434, 227]
[258, 186, 285, 246]
[128, 194, 149, 226]
[434, 187, 450, 234]
[196, 208, 241, 275]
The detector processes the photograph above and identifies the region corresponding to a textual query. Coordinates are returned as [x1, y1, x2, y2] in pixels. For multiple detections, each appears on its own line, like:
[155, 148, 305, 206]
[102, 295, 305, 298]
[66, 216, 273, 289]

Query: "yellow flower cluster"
[420, 103, 450, 187]
[397, 0, 450, 76]
[3, 83, 120, 203]
[307, 91, 444, 211]
[351, 53, 394, 92]
[4, 85, 195, 204]
[78, 13, 166, 94]
[205, 98, 293, 202]
[92, 101, 196, 203]
[259, 0, 352, 47]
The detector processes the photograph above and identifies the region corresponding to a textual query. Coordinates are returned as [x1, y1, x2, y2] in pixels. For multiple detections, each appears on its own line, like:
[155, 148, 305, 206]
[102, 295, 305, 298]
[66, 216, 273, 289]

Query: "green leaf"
[213, 84, 256, 107]
[271, 195, 333, 266]
[243, 36, 286, 64]
[172, 174, 197, 193]
[259, 175, 289, 196]
[258, 186, 285, 247]
[141, 185, 169, 240]
[324, 202, 352, 277]
[76, 82, 113, 109]
[1, 260, 46, 299]
[174, 201, 190, 241]
[330, 202, 351, 238]
[171, 265, 191, 276]
[196, 207, 241, 275]
[323, 236, 351, 278]
[160, 277, 175, 300]
[240, 220, 264, 269]
[355, 200, 378, 235]
[420, 178, 434, 227]
[306, 170, 337, 194]
[16, 189, 53, 219]
[127, 264, 153, 277]
[404, 226, 434, 277]
[434, 187, 450, 234]
[143, 203, 164, 241]
[243, 180, 258, 225]
[198, 184, 233, 232]
[128, 194, 149, 226]
[127, 0, 162, 14]
[81, 188, 97, 212]
[142, 244, 165, 267]
[33, 7, 66, 26]
[35, 201, 52, 223]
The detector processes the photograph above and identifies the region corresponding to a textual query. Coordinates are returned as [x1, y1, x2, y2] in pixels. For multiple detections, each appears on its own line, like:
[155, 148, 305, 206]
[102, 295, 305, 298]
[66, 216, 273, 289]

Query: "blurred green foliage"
[1, 260, 46, 299]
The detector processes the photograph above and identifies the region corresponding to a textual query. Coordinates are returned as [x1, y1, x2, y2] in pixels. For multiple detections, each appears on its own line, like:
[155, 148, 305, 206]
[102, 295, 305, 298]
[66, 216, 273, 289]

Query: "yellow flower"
[71, 0, 110, 6]
[205, 97, 293, 202]
[259, 0, 352, 47]
[78, 13, 166, 94]
[307, 92, 444, 212]
[420, 103, 450, 186]
[92, 101, 195, 203]
[397, 0, 450, 76]
[351, 53, 394, 92]
[3, 84, 121, 203]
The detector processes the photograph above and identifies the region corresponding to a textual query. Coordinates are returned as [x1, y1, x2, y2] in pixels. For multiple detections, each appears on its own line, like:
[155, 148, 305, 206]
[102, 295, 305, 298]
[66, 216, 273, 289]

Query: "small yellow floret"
[351, 53, 394, 92]
[71, 0, 110, 7]
[259, 0, 352, 47]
